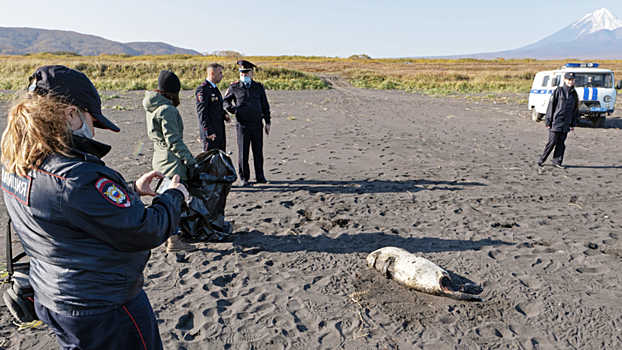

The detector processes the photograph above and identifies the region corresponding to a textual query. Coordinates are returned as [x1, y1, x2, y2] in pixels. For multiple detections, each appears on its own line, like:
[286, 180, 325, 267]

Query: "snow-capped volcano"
[440, 8, 622, 60]
[572, 8, 622, 36]
[521, 8, 622, 48]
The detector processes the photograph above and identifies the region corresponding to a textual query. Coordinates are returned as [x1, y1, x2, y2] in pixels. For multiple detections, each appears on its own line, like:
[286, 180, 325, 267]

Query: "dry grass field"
[0, 53, 620, 107]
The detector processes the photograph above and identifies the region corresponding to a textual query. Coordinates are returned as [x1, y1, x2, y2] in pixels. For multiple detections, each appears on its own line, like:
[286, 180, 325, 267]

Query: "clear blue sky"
[1, 1, 621, 57]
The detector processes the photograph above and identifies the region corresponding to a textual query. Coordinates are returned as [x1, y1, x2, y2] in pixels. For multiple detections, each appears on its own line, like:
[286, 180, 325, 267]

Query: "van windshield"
[573, 73, 613, 88]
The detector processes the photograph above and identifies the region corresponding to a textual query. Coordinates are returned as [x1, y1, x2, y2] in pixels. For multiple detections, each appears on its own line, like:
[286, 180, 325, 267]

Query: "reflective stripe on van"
[581, 87, 598, 101]
[530, 89, 554, 94]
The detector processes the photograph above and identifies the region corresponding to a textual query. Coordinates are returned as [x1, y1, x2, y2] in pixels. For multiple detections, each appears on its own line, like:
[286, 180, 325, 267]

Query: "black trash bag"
[179, 150, 237, 241]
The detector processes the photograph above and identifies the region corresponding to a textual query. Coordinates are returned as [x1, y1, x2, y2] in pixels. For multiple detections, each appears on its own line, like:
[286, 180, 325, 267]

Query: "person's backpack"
[3, 218, 37, 323]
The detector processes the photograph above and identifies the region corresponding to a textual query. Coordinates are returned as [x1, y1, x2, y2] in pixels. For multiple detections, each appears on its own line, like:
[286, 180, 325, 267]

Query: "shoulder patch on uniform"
[95, 177, 131, 208]
[255, 81, 263, 86]
[197, 92, 204, 102]
[2, 170, 32, 206]
[199, 81, 207, 87]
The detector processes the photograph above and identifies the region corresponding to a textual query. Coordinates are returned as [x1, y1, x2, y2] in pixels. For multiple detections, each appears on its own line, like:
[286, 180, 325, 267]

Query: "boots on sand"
[166, 235, 197, 253]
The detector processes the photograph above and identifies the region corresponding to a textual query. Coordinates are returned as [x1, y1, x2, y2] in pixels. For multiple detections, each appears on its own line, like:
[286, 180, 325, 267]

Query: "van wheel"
[532, 109, 543, 122]
[591, 115, 606, 128]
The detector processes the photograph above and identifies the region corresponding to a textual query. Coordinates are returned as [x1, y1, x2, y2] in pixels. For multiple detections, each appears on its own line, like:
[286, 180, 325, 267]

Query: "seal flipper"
[381, 256, 396, 279]
[440, 276, 485, 302]
[367, 251, 380, 269]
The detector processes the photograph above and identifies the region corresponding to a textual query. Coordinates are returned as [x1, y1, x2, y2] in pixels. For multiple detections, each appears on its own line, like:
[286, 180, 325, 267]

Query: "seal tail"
[440, 276, 485, 302]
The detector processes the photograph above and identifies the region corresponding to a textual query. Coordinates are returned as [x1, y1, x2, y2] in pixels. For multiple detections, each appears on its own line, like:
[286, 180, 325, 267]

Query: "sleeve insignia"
[96, 177, 131, 208]
[1, 170, 32, 206]
[197, 93, 204, 102]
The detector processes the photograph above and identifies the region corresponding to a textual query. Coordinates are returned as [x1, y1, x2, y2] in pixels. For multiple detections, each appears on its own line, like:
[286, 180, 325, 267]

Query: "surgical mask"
[240, 76, 251, 84]
[71, 108, 94, 139]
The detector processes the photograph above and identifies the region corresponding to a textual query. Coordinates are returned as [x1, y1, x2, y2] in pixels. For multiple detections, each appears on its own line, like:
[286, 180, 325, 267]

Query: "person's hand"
[168, 174, 189, 201]
[225, 115, 232, 123]
[207, 134, 216, 141]
[135, 171, 165, 196]
[265, 124, 271, 136]
[570, 127, 575, 132]
[547, 126, 551, 129]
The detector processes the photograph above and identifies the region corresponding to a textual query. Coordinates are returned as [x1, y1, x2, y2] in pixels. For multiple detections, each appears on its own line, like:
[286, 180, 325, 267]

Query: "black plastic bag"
[179, 150, 237, 241]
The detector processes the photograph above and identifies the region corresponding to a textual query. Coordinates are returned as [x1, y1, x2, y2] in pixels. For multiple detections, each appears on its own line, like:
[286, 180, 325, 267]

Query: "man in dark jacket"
[196, 63, 230, 151]
[538, 72, 580, 169]
[223, 60, 271, 186]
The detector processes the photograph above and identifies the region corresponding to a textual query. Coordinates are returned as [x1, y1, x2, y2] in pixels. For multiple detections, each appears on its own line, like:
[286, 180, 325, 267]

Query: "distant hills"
[439, 8, 622, 60]
[0, 27, 201, 56]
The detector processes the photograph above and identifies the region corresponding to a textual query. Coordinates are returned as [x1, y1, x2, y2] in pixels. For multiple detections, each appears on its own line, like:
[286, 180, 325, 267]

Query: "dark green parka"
[144, 91, 196, 180]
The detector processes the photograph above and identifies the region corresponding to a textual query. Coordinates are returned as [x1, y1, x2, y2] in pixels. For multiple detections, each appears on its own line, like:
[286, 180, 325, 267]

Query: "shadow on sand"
[224, 229, 512, 256]
[577, 116, 622, 129]
[231, 179, 486, 194]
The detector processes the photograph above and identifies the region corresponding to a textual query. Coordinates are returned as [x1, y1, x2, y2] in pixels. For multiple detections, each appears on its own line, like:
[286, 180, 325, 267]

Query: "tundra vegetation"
[0, 52, 620, 106]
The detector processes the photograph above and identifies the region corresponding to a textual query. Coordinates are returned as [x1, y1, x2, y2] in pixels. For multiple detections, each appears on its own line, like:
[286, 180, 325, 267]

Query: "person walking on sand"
[2, 65, 190, 349]
[144, 70, 197, 252]
[537, 72, 580, 169]
[223, 60, 271, 186]
[196, 63, 231, 151]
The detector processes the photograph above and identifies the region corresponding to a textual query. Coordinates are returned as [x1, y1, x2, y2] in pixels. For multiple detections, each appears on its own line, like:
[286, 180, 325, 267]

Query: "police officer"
[537, 72, 580, 169]
[2, 65, 189, 349]
[195, 63, 230, 151]
[223, 60, 271, 186]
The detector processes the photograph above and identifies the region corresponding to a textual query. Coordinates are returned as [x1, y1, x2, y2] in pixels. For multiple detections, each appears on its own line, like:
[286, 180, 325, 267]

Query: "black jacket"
[195, 79, 226, 143]
[223, 80, 271, 127]
[545, 85, 580, 132]
[2, 136, 184, 316]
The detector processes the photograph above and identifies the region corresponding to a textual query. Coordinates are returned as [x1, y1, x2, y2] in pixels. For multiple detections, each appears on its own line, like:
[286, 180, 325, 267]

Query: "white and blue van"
[528, 63, 622, 127]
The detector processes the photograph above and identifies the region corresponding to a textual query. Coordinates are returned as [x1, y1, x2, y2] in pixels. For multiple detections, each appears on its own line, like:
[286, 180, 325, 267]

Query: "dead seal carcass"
[366, 247, 484, 302]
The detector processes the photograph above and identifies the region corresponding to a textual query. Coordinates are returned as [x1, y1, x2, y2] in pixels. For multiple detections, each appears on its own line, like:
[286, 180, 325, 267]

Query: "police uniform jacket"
[144, 91, 196, 180]
[545, 85, 580, 133]
[195, 79, 226, 140]
[223, 80, 271, 128]
[2, 136, 185, 316]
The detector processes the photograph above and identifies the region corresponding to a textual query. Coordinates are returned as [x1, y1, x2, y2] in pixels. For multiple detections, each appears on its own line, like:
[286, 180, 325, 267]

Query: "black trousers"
[204, 136, 226, 152]
[201, 128, 226, 152]
[236, 122, 264, 181]
[36, 290, 162, 350]
[539, 131, 568, 166]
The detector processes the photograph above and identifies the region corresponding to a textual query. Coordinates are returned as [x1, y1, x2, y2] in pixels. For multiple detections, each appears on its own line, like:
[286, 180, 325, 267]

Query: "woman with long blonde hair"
[2, 65, 188, 349]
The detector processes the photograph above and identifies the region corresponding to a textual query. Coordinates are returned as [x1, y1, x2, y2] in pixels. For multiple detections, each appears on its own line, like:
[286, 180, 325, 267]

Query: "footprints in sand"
[141, 90, 622, 349]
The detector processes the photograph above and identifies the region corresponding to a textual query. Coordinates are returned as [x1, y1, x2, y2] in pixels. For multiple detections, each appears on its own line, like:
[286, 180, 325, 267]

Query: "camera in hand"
[155, 177, 172, 194]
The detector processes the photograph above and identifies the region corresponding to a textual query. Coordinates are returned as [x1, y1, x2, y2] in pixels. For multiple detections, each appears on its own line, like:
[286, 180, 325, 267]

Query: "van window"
[573, 73, 613, 88]
[541, 76, 549, 87]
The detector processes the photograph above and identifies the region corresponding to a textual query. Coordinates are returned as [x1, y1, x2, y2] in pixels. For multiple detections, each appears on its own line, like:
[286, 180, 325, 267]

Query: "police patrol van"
[528, 63, 622, 127]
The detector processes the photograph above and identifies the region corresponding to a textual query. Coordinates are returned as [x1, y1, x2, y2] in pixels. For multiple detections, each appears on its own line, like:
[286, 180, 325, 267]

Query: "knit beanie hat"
[157, 70, 181, 93]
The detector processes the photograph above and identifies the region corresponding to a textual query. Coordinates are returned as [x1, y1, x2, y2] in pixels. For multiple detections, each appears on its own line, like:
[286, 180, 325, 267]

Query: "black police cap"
[564, 72, 576, 79]
[237, 60, 257, 72]
[157, 70, 181, 94]
[28, 65, 120, 132]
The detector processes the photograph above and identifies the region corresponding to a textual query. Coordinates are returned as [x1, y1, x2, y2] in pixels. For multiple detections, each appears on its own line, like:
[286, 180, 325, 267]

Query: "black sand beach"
[1, 84, 622, 349]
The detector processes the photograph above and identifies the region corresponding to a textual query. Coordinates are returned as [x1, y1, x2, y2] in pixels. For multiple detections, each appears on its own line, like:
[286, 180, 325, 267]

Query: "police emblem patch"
[95, 178, 131, 208]
[197, 93, 204, 103]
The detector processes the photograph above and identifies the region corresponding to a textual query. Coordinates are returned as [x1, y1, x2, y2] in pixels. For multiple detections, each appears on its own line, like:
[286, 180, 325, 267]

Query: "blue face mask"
[71, 108, 94, 139]
[240, 76, 251, 84]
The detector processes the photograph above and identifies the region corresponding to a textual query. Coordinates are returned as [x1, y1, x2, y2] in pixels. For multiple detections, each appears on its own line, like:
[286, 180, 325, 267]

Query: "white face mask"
[240, 76, 251, 84]
[71, 108, 94, 139]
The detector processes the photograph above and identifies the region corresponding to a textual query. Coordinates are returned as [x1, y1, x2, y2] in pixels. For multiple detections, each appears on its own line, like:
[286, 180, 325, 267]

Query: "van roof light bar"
[565, 63, 599, 68]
